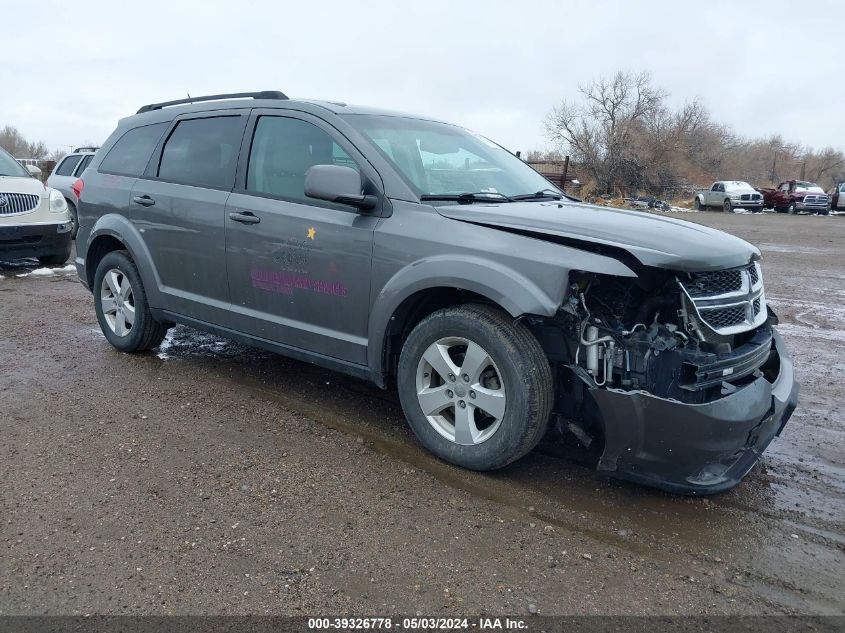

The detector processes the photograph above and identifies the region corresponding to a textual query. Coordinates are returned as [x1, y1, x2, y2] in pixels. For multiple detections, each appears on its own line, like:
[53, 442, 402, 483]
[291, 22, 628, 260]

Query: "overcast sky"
[2, 0, 842, 155]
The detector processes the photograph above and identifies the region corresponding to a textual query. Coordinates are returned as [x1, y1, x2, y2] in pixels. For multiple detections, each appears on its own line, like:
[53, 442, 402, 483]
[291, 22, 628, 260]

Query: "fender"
[367, 251, 636, 385]
[83, 214, 164, 308]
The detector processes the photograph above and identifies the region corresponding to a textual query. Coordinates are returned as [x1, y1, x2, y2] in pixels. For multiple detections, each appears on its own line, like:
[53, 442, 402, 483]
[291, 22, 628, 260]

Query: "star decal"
[307, 227, 316, 240]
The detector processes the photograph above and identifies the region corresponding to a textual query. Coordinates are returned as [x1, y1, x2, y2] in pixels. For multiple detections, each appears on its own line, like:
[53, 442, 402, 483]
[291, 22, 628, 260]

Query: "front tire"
[788, 203, 797, 215]
[93, 250, 167, 352]
[397, 304, 553, 471]
[723, 199, 732, 213]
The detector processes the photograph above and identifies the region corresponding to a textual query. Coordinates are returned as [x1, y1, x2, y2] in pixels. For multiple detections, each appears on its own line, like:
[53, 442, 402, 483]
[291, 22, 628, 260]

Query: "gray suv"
[75, 91, 798, 494]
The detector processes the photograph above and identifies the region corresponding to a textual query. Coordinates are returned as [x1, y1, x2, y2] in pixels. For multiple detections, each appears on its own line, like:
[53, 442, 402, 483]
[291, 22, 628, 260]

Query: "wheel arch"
[83, 214, 162, 307]
[368, 255, 565, 388]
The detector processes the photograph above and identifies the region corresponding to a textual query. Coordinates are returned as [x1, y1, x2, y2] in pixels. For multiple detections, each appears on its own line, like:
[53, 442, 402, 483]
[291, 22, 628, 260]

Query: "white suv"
[0, 146, 73, 266]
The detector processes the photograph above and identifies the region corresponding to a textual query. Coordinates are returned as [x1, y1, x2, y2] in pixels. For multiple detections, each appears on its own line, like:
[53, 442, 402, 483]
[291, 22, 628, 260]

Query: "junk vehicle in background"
[694, 181, 764, 212]
[0, 145, 73, 266]
[73, 91, 798, 494]
[760, 180, 830, 215]
[46, 147, 99, 239]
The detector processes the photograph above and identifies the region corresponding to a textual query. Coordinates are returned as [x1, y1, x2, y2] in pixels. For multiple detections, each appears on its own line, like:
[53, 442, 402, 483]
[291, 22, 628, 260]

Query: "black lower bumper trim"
[0, 223, 72, 260]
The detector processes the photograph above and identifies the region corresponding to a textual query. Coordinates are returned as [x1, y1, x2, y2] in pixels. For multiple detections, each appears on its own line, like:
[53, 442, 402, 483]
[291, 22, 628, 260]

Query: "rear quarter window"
[99, 122, 168, 177]
[74, 154, 93, 176]
[55, 154, 83, 176]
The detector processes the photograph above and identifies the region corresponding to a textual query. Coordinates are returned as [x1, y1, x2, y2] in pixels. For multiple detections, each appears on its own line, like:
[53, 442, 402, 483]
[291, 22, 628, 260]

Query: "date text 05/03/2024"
[307, 617, 528, 630]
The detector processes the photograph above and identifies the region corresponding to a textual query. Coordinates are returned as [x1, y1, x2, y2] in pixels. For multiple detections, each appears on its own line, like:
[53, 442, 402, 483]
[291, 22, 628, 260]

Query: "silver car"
[46, 147, 97, 238]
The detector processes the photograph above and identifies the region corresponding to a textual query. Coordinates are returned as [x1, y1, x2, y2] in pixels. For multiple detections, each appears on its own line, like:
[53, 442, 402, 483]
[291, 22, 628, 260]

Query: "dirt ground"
[0, 211, 843, 616]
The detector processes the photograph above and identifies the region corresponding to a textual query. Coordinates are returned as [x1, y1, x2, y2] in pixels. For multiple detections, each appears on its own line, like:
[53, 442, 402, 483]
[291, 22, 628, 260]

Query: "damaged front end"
[530, 263, 799, 495]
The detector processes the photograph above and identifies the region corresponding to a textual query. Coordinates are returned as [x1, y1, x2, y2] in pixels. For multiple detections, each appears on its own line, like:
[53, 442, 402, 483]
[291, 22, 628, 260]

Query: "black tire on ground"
[723, 198, 732, 213]
[66, 199, 79, 240]
[93, 250, 168, 353]
[397, 304, 554, 471]
[37, 243, 72, 267]
[693, 197, 703, 210]
[788, 203, 797, 215]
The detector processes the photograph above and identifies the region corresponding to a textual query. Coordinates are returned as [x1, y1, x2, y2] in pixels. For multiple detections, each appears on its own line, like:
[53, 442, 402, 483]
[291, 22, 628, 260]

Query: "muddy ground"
[0, 212, 842, 616]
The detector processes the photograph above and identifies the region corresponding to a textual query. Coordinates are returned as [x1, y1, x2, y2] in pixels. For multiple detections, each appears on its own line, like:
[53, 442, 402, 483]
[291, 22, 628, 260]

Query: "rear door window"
[55, 155, 83, 176]
[157, 116, 244, 189]
[100, 123, 168, 177]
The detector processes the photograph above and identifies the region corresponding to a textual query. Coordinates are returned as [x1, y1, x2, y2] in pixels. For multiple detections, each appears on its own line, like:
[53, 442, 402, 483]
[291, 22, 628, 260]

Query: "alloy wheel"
[100, 268, 135, 336]
[415, 337, 506, 446]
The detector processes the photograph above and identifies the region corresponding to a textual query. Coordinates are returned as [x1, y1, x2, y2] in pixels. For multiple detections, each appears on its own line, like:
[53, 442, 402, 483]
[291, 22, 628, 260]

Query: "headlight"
[48, 188, 68, 213]
[730, 194, 742, 200]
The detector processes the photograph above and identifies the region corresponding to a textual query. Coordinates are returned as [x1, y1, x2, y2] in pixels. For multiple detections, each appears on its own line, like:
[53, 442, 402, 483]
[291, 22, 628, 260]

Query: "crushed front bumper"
[589, 328, 798, 495]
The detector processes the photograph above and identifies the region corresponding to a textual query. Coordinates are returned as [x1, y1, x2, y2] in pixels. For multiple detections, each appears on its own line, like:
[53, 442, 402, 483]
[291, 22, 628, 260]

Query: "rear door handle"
[132, 195, 155, 207]
[229, 211, 260, 225]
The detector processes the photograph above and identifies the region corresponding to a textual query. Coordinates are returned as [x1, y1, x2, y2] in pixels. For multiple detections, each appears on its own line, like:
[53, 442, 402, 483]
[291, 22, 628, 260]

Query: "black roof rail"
[136, 91, 289, 114]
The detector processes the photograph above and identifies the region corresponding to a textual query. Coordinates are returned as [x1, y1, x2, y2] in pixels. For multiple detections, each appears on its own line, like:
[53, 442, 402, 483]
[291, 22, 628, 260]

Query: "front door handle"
[132, 195, 155, 207]
[229, 211, 260, 225]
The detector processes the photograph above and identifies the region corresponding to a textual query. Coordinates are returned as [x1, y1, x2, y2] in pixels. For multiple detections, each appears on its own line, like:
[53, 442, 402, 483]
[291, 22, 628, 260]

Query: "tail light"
[72, 178, 84, 200]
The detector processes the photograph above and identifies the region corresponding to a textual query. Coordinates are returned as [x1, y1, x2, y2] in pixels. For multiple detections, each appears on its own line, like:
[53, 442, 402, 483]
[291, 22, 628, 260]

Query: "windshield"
[724, 181, 753, 191]
[343, 114, 557, 199]
[794, 181, 824, 193]
[0, 147, 30, 178]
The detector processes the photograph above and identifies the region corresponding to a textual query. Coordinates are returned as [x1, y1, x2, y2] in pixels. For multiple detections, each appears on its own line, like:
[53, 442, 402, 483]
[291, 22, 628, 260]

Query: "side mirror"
[304, 165, 377, 211]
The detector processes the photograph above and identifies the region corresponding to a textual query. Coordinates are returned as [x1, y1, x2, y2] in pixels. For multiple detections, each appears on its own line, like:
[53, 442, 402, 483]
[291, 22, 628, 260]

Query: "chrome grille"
[739, 194, 761, 201]
[683, 268, 743, 297]
[0, 193, 40, 216]
[700, 305, 746, 329]
[803, 194, 829, 206]
[679, 262, 767, 335]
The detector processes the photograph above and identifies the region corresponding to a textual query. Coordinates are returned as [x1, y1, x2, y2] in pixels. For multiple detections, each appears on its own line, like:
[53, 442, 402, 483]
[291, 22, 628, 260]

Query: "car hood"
[435, 201, 760, 272]
[725, 187, 758, 195]
[0, 175, 46, 196]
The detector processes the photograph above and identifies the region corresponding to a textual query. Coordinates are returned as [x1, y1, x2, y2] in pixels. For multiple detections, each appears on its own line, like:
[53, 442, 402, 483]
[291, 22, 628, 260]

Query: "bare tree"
[540, 71, 845, 197]
[804, 147, 845, 185]
[544, 71, 666, 194]
[0, 125, 49, 158]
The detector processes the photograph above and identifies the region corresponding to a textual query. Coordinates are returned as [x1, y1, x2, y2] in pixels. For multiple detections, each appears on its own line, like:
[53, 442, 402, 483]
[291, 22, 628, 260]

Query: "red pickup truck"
[760, 180, 830, 215]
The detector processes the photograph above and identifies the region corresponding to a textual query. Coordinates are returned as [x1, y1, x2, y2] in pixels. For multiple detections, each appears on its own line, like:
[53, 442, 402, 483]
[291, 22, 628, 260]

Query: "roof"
[122, 94, 448, 128]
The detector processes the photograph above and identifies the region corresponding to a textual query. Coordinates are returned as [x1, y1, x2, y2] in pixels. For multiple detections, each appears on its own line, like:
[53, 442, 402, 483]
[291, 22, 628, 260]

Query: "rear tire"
[693, 197, 703, 211]
[397, 304, 553, 471]
[93, 250, 167, 353]
[66, 199, 79, 240]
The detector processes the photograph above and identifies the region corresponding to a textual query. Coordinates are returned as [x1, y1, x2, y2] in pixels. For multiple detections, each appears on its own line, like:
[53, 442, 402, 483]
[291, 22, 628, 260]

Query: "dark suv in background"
[74, 91, 798, 494]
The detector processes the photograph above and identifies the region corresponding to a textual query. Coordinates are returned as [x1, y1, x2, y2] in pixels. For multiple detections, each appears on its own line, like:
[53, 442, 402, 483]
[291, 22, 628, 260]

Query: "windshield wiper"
[420, 192, 513, 204]
[510, 188, 581, 202]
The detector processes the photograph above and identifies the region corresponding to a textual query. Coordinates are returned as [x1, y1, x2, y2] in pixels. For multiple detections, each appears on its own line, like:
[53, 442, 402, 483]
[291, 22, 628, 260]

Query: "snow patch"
[30, 267, 56, 276]
[11, 264, 76, 278]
